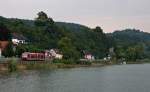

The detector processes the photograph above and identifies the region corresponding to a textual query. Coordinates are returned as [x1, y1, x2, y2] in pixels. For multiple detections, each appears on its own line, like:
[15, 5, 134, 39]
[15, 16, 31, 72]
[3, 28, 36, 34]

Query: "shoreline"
[0, 62, 106, 73]
[0, 61, 149, 73]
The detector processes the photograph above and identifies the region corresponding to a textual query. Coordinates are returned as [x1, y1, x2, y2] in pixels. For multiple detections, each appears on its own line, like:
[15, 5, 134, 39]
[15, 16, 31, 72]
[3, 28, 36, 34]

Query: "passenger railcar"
[22, 52, 45, 61]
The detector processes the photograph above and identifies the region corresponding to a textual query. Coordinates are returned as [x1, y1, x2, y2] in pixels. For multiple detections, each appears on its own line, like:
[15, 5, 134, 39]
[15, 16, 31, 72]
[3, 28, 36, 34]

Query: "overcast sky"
[0, 0, 150, 33]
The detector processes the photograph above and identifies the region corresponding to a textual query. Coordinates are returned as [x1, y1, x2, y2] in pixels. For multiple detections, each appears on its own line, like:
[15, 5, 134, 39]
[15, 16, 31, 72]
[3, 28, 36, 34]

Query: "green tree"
[8, 58, 17, 72]
[2, 42, 14, 57]
[36, 11, 48, 21]
[58, 37, 80, 60]
[93, 26, 103, 34]
[35, 11, 54, 26]
[15, 45, 27, 57]
[126, 45, 144, 61]
[0, 23, 11, 41]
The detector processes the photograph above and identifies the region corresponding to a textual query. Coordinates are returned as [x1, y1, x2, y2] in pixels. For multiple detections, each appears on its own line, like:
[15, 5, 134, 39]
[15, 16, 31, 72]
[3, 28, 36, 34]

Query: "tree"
[0, 23, 11, 41]
[2, 42, 14, 57]
[58, 37, 80, 60]
[15, 45, 26, 57]
[36, 11, 48, 21]
[115, 46, 126, 59]
[35, 11, 54, 26]
[126, 45, 144, 61]
[93, 26, 103, 34]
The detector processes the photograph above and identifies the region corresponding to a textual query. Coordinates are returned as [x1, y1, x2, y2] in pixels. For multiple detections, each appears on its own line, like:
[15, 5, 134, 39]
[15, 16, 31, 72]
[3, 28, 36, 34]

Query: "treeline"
[1, 12, 150, 62]
[109, 29, 150, 62]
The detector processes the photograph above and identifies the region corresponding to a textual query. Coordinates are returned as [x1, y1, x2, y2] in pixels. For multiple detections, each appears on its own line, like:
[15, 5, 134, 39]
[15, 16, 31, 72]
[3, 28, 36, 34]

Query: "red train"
[22, 52, 45, 61]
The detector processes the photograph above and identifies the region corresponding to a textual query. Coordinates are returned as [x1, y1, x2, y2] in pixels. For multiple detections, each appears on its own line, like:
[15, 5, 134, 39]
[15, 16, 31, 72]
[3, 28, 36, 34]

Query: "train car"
[22, 52, 45, 61]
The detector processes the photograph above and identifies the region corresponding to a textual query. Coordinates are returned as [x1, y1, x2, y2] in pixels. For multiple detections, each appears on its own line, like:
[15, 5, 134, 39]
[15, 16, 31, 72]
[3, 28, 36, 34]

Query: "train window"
[28, 54, 30, 58]
[31, 54, 35, 58]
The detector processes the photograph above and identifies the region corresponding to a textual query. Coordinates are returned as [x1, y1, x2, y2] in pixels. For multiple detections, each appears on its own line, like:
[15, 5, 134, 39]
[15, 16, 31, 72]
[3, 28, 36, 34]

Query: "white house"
[50, 49, 63, 59]
[12, 33, 27, 45]
[55, 54, 63, 59]
[84, 53, 95, 60]
[45, 49, 63, 59]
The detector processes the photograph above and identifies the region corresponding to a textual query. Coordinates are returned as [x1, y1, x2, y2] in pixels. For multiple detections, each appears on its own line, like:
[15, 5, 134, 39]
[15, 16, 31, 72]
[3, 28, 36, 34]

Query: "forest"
[0, 11, 150, 62]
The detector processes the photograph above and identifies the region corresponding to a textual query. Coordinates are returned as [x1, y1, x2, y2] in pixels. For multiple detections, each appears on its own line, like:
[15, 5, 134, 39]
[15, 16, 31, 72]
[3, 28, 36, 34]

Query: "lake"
[0, 64, 150, 92]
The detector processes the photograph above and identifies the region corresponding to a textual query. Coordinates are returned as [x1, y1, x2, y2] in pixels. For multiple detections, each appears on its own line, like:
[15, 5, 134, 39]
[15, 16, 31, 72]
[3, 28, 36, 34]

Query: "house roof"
[83, 50, 92, 55]
[50, 49, 62, 54]
[0, 41, 9, 51]
[12, 33, 27, 40]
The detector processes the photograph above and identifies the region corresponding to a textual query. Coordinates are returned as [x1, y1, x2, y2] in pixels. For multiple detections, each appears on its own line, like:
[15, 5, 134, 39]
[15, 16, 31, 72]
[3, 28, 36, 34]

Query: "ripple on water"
[0, 64, 150, 92]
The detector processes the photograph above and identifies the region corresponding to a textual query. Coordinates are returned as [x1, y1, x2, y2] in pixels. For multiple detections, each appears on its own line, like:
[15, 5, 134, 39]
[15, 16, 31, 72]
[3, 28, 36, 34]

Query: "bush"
[53, 59, 76, 64]
[53, 59, 62, 63]
[61, 59, 75, 64]
[76, 60, 92, 65]
[8, 58, 18, 72]
[139, 59, 150, 63]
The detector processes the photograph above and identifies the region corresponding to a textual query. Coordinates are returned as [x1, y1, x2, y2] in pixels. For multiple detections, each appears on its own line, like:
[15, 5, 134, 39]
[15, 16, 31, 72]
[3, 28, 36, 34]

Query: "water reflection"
[0, 64, 150, 92]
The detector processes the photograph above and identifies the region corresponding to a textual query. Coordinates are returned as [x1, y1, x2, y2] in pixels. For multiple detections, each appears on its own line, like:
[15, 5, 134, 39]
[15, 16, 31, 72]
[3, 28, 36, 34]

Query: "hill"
[109, 29, 150, 60]
[110, 29, 150, 44]
[0, 12, 113, 59]
[1, 12, 150, 61]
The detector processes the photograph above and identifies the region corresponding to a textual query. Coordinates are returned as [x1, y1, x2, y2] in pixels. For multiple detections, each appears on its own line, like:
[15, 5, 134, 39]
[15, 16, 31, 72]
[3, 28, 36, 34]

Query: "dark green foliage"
[126, 45, 144, 61]
[76, 60, 92, 65]
[110, 29, 150, 45]
[8, 58, 17, 72]
[58, 37, 80, 60]
[37, 11, 48, 20]
[92, 26, 103, 33]
[0, 23, 11, 41]
[61, 59, 75, 64]
[2, 42, 14, 57]
[57, 23, 112, 59]
[0, 12, 113, 60]
[110, 29, 150, 61]
[35, 11, 54, 26]
[1, 12, 150, 63]
[15, 45, 26, 57]
[53, 59, 75, 64]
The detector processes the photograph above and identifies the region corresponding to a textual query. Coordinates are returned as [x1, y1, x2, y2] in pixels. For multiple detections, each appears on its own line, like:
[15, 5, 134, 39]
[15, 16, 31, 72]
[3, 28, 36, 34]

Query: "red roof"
[0, 41, 9, 51]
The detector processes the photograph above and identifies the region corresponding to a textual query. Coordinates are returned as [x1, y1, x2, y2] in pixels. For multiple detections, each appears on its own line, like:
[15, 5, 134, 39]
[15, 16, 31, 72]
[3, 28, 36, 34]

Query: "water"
[0, 64, 150, 92]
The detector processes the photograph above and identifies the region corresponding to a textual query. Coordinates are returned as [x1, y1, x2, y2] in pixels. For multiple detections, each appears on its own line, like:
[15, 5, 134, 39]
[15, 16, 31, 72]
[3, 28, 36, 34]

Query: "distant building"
[45, 50, 52, 58]
[0, 41, 9, 51]
[84, 53, 95, 60]
[50, 49, 63, 59]
[0, 41, 9, 57]
[45, 49, 63, 59]
[12, 33, 28, 45]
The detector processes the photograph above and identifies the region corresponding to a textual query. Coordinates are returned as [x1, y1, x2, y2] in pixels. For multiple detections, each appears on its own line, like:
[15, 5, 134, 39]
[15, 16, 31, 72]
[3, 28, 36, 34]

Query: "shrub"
[76, 60, 92, 65]
[53, 59, 76, 64]
[8, 58, 18, 72]
[61, 59, 75, 64]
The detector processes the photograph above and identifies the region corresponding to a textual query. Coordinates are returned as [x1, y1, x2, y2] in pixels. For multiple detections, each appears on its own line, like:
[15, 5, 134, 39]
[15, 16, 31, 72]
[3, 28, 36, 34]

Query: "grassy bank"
[1, 58, 150, 73]
[0, 58, 102, 72]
